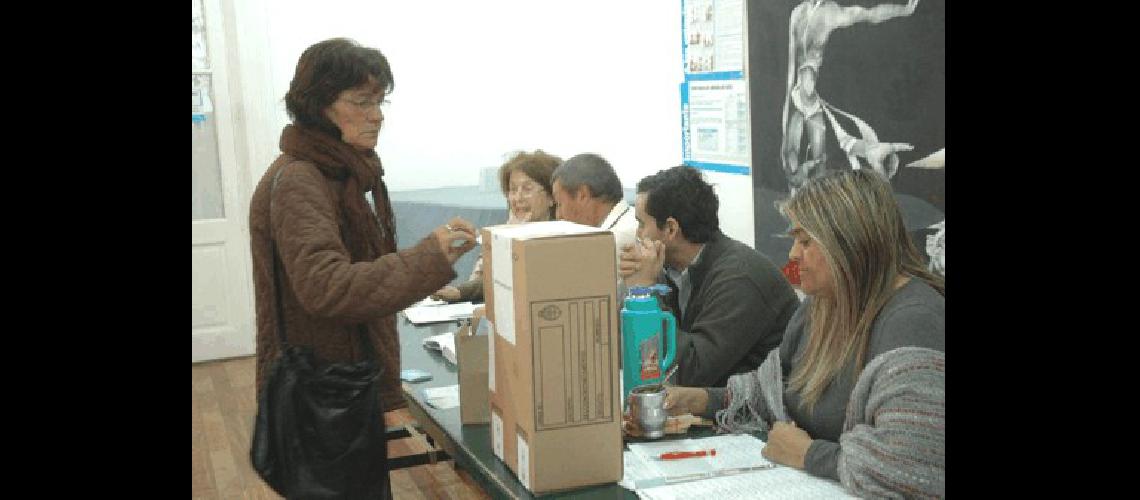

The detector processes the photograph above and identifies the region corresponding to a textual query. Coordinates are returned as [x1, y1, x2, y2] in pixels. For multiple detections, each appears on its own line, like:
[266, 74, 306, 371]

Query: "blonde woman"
[629, 169, 944, 498]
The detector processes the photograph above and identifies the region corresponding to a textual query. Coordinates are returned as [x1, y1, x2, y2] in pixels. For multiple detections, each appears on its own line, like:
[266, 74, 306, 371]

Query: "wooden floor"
[192, 355, 490, 500]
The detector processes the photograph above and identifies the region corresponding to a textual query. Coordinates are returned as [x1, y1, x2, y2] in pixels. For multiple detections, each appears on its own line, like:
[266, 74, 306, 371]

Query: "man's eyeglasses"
[339, 96, 390, 112]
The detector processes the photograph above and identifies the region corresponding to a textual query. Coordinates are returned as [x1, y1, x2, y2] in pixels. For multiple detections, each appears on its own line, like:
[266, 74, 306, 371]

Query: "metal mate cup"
[630, 384, 667, 439]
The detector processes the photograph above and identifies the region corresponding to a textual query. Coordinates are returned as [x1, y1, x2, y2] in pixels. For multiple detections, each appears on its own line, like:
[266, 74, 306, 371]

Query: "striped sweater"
[714, 347, 945, 498]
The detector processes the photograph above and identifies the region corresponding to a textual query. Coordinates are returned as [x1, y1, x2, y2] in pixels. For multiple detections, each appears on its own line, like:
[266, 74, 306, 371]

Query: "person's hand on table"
[761, 420, 812, 469]
[621, 386, 709, 437]
[430, 286, 461, 302]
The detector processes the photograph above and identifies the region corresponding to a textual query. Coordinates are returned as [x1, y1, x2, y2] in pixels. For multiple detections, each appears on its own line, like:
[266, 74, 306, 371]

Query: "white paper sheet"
[403, 301, 477, 324]
[487, 325, 496, 392]
[422, 333, 458, 365]
[622, 434, 854, 498]
[421, 384, 460, 410]
[686, 79, 750, 166]
[491, 411, 504, 460]
[517, 433, 531, 490]
[636, 465, 855, 500]
[626, 434, 773, 488]
[490, 231, 515, 345]
[619, 450, 663, 490]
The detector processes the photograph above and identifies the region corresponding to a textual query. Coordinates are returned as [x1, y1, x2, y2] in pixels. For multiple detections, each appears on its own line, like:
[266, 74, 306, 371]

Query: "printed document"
[621, 434, 855, 499]
[403, 300, 477, 324]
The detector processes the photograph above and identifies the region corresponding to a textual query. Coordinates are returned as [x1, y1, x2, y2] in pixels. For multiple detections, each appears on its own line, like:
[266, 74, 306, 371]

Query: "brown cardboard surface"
[480, 228, 495, 326]
[456, 322, 489, 424]
[532, 424, 624, 492]
[485, 222, 622, 494]
[490, 330, 520, 466]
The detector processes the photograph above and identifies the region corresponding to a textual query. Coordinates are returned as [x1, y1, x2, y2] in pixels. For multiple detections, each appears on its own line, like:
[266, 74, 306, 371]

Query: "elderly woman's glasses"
[507, 183, 543, 198]
[340, 97, 390, 112]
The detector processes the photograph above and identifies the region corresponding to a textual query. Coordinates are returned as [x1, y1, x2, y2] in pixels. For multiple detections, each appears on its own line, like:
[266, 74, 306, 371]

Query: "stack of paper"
[621, 434, 855, 499]
[403, 299, 478, 324]
[422, 333, 458, 365]
[421, 384, 460, 410]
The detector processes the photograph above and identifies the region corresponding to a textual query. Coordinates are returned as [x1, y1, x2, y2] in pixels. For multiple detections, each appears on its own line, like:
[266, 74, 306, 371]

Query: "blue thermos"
[621, 285, 677, 404]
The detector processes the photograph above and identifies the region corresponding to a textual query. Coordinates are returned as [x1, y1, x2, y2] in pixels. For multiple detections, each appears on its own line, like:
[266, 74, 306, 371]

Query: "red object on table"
[658, 449, 716, 460]
[781, 259, 800, 285]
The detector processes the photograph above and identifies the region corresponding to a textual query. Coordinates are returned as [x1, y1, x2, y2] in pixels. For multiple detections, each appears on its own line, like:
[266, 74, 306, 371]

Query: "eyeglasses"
[339, 96, 390, 113]
[507, 183, 543, 198]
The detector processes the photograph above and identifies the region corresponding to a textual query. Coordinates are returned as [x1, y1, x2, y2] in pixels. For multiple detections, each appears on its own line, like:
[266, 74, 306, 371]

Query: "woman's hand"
[662, 386, 709, 415]
[619, 238, 665, 287]
[431, 286, 461, 302]
[432, 217, 477, 264]
[622, 386, 709, 437]
[761, 420, 812, 469]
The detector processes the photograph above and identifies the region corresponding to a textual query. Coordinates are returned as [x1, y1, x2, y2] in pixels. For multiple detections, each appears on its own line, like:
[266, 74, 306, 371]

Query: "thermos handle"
[660, 312, 676, 377]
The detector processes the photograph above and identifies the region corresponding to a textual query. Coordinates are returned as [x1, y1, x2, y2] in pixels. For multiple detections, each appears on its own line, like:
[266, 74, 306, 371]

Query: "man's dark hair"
[284, 38, 394, 138]
[636, 166, 719, 243]
[551, 153, 623, 203]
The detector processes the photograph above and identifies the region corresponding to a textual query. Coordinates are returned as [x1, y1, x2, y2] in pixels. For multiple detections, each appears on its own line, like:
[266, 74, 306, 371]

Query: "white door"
[192, 0, 255, 362]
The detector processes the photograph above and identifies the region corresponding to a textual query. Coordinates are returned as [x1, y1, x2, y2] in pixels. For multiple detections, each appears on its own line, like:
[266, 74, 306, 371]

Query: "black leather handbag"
[250, 165, 390, 499]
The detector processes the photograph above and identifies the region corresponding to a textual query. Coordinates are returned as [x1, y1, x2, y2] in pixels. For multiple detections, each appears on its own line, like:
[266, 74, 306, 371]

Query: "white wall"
[254, 0, 684, 192]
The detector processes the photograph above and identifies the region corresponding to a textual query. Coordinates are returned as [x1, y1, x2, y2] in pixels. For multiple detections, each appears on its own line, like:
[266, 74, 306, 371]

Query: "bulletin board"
[680, 0, 750, 175]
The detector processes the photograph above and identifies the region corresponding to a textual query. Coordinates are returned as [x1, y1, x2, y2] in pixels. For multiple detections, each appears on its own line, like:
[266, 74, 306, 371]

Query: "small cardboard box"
[456, 309, 490, 424]
[481, 221, 622, 494]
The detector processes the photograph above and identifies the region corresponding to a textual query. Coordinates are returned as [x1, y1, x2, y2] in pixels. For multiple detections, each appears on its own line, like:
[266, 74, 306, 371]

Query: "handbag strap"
[270, 163, 376, 360]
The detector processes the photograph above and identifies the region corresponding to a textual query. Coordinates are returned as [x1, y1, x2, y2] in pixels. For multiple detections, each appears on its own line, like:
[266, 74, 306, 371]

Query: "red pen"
[658, 449, 716, 460]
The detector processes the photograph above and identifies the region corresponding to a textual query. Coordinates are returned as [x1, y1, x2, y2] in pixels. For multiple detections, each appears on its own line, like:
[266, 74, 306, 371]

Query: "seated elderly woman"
[627, 169, 945, 498]
[431, 150, 560, 303]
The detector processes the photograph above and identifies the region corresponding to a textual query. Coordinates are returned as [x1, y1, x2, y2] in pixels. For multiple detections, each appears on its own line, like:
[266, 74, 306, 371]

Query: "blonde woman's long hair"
[780, 170, 943, 412]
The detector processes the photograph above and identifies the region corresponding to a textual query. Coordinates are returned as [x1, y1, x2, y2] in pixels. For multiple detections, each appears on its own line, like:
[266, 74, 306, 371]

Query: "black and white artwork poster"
[747, 0, 945, 275]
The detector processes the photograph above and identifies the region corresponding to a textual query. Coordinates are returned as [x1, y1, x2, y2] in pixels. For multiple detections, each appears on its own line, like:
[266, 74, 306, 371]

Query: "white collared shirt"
[600, 201, 639, 298]
[600, 200, 639, 256]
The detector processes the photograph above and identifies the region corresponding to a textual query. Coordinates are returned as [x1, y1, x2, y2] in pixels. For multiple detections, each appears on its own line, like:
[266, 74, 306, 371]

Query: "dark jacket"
[661, 231, 799, 387]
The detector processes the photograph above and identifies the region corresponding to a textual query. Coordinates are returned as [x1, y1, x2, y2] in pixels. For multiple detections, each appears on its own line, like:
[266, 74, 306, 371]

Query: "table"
[399, 318, 647, 499]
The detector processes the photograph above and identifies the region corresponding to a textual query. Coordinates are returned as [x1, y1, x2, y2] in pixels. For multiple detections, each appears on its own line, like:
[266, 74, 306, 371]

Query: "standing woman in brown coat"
[247, 38, 477, 496]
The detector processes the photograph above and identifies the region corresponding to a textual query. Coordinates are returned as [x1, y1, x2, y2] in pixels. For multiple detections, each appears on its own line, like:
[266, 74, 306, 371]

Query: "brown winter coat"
[248, 124, 456, 411]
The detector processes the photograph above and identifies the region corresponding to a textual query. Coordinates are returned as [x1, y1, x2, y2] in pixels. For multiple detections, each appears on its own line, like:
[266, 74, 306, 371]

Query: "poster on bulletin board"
[680, 0, 750, 176]
[679, 0, 756, 247]
[192, 74, 212, 123]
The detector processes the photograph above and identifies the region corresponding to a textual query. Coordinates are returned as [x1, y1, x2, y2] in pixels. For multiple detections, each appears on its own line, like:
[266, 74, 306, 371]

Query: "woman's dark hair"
[636, 166, 719, 243]
[284, 38, 393, 138]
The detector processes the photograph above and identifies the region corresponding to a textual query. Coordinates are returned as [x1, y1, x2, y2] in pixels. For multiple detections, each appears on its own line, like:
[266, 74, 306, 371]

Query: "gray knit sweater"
[838, 347, 945, 498]
[709, 347, 945, 498]
[704, 279, 945, 497]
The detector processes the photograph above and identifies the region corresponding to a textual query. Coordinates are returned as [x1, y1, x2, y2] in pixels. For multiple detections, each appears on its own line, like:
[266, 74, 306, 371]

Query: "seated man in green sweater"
[620, 166, 799, 387]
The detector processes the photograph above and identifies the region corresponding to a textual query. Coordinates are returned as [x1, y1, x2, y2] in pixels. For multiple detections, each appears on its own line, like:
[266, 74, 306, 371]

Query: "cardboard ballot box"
[456, 308, 490, 425]
[481, 221, 622, 494]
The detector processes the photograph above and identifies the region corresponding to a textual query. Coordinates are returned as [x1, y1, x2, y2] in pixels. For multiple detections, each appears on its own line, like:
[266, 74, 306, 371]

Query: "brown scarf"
[279, 124, 396, 261]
